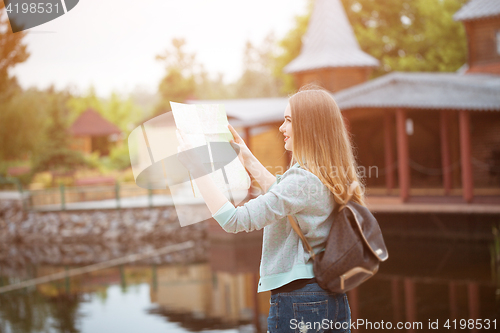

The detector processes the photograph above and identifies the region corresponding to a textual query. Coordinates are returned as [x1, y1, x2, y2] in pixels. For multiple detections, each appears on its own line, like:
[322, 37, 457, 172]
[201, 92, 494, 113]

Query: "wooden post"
[65, 266, 70, 294]
[440, 111, 452, 195]
[396, 109, 410, 202]
[404, 278, 417, 333]
[448, 282, 458, 320]
[384, 111, 395, 194]
[148, 189, 153, 208]
[459, 110, 474, 203]
[60, 184, 66, 211]
[152, 265, 157, 292]
[120, 265, 127, 291]
[467, 282, 480, 333]
[115, 181, 121, 209]
[391, 278, 402, 323]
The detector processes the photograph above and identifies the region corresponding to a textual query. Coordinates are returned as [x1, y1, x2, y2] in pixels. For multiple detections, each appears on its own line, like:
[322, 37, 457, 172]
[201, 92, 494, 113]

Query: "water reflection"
[348, 237, 499, 332]
[0, 285, 82, 333]
[1, 222, 499, 332]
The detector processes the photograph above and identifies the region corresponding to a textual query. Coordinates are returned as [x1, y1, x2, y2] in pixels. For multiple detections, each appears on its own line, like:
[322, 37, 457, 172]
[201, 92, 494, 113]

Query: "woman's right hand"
[228, 124, 252, 168]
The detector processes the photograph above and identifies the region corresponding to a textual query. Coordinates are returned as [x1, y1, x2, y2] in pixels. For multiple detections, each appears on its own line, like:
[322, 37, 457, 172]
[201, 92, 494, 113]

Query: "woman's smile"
[279, 104, 293, 151]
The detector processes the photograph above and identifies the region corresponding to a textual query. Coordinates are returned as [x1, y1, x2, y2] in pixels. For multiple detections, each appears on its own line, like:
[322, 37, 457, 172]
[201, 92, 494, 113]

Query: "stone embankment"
[0, 199, 208, 270]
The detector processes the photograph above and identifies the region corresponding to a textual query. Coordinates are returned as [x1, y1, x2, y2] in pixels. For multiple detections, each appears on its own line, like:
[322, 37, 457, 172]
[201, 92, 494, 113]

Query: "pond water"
[1, 223, 499, 333]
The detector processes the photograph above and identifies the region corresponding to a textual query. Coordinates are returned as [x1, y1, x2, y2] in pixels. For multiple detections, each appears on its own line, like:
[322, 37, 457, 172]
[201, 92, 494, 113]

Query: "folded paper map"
[128, 102, 250, 226]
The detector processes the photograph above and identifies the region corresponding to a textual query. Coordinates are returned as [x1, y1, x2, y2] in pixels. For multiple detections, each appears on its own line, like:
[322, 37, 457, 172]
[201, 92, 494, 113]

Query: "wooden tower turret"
[284, 0, 379, 92]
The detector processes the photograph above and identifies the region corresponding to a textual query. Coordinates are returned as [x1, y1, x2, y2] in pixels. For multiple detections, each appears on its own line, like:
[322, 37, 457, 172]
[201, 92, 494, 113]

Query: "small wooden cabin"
[69, 109, 121, 156]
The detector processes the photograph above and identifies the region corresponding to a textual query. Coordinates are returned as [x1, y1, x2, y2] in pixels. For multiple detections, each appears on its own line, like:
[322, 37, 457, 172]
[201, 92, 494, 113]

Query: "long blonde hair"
[289, 86, 365, 206]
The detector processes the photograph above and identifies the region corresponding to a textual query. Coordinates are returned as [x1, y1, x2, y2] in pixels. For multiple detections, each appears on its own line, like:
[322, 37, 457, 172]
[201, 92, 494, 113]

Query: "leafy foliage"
[31, 91, 87, 173]
[195, 67, 232, 100]
[102, 143, 131, 171]
[273, 11, 311, 95]
[272, 0, 468, 92]
[65, 86, 103, 123]
[67, 87, 143, 134]
[341, 0, 468, 75]
[104, 92, 143, 133]
[234, 34, 282, 98]
[155, 38, 198, 113]
[0, 89, 47, 161]
[155, 37, 285, 104]
[0, 3, 34, 161]
[0, 3, 30, 102]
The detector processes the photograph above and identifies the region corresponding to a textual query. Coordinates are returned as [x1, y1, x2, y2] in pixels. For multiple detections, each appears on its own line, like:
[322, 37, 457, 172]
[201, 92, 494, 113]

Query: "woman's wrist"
[243, 152, 260, 170]
[244, 154, 276, 192]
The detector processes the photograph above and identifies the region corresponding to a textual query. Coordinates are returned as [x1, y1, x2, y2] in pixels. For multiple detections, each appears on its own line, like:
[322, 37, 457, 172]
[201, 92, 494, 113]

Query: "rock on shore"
[0, 199, 209, 271]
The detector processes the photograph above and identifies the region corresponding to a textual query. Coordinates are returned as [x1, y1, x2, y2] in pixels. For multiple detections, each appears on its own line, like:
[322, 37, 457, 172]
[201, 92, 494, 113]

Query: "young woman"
[177, 87, 364, 333]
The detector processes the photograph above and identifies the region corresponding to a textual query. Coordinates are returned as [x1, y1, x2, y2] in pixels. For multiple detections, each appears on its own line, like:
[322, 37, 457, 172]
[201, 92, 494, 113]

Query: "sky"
[9, 0, 309, 97]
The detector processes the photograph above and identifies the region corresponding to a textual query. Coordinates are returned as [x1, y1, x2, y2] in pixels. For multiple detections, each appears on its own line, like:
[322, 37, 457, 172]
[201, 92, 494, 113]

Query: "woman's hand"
[228, 124, 252, 168]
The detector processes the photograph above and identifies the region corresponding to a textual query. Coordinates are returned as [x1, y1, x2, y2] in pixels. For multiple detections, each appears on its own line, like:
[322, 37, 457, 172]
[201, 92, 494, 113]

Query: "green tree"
[0, 285, 53, 333]
[195, 65, 232, 100]
[0, 1, 30, 102]
[67, 87, 143, 133]
[48, 295, 82, 333]
[234, 33, 282, 98]
[65, 86, 104, 123]
[273, 12, 311, 95]
[32, 90, 86, 173]
[101, 92, 143, 133]
[273, 0, 468, 92]
[341, 0, 468, 75]
[0, 89, 47, 161]
[155, 38, 197, 113]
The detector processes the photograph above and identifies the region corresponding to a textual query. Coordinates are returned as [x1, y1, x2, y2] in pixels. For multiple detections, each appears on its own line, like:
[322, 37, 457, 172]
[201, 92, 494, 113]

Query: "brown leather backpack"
[287, 182, 389, 293]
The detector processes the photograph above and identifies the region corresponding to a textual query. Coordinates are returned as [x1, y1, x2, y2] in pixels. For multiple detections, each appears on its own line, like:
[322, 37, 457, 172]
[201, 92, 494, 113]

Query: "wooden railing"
[28, 182, 170, 210]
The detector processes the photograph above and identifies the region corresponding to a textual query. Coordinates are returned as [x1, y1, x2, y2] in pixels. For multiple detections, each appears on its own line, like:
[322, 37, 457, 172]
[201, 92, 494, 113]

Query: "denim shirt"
[212, 163, 335, 292]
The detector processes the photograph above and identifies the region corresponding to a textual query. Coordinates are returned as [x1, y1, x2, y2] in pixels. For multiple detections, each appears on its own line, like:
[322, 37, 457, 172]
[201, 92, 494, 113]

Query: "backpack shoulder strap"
[287, 215, 316, 261]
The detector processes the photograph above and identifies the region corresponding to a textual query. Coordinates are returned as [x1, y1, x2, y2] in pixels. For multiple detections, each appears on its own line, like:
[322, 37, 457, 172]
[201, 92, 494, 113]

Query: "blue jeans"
[267, 282, 351, 333]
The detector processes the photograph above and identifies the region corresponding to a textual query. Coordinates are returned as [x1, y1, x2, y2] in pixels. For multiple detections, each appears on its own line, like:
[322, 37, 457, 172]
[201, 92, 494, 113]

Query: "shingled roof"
[190, 72, 500, 127]
[334, 72, 500, 111]
[69, 109, 121, 136]
[284, 0, 379, 73]
[454, 0, 500, 21]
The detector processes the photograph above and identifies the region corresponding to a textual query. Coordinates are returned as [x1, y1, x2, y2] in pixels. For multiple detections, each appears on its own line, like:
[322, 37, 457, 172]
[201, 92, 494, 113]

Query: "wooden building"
[69, 109, 122, 156]
[284, 0, 379, 92]
[332, 0, 500, 204]
[191, 0, 500, 208]
[335, 72, 500, 203]
[454, 0, 500, 75]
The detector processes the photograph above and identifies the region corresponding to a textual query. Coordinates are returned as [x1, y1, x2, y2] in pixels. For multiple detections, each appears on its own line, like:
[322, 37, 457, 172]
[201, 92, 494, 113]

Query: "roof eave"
[284, 62, 380, 74]
[454, 14, 500, 21]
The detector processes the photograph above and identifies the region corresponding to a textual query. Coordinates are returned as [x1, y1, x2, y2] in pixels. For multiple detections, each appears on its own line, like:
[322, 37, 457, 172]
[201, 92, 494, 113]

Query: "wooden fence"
[28, 182, 170, 210]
